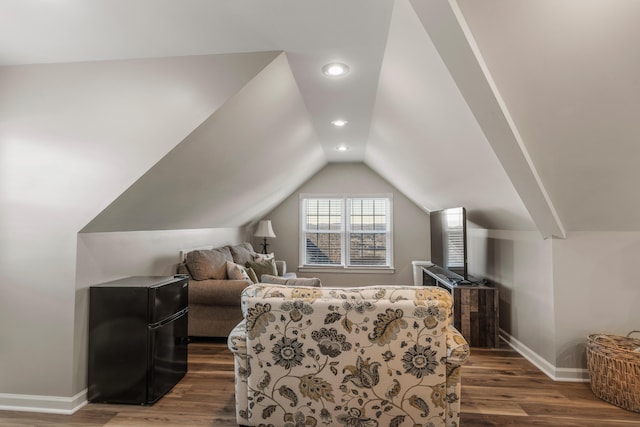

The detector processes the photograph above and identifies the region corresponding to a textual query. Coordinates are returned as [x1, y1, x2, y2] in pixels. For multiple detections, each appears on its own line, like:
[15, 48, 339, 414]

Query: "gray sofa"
[177, 242, 291, 337]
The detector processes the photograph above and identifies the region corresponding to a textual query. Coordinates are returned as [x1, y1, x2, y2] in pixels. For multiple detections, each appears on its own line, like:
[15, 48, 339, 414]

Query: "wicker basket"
[586, 331, 640, 412]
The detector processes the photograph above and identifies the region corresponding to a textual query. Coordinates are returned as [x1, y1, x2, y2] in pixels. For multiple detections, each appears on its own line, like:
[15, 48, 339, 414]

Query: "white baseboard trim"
[499, 330, 590, 383]
[0, 389, 87, 414]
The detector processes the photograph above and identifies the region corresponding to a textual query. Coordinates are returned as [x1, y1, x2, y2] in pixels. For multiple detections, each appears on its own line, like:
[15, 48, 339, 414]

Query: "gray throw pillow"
[246, 259, 277, 279]
[228, 243, 256, 266]
[186, 247, 233, 280]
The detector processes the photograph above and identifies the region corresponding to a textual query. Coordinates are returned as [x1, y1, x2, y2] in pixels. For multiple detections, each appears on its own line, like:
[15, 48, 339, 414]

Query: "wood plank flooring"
[1, 340, 639, 426]
[460, 347, 640, 426]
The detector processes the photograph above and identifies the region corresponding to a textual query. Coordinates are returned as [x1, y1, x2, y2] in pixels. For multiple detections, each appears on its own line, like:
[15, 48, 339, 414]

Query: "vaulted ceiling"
[2, 0, 639, 237]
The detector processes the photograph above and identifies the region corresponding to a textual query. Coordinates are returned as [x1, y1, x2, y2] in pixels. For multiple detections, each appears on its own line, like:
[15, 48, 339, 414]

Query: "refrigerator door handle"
[149, 307, 189, 329]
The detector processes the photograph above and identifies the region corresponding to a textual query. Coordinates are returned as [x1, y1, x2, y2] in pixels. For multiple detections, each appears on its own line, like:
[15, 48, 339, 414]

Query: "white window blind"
[302, 198, 343, 265]
[348, 198, 389, 266]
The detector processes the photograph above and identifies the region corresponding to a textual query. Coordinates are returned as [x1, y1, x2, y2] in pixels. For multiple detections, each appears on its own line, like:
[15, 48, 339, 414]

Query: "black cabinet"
[88, 276, 189, 404]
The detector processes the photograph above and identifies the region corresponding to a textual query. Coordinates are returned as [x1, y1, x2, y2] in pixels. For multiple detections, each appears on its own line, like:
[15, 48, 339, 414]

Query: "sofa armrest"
[446, 326, 471, 366]
[260, 274, 318, 286]
[188, 279, 251, 306]
[176, 262, 192, 278]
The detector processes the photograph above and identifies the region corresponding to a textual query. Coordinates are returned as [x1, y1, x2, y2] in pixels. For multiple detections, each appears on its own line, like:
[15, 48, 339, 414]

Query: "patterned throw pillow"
[245, 267, 259, 284]
[246, 258, 278, 279]
[226, 261, 251, 281]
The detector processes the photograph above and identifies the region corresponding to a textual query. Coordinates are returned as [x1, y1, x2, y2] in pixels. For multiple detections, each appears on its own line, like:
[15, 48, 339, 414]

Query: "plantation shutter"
[445, 208, 464, 268]
[348, 198, 389, 266]
[302, 198, 343, 265]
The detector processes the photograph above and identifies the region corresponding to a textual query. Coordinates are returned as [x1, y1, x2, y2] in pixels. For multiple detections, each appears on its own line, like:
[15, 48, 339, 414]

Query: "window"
[300, 195, 392, 269]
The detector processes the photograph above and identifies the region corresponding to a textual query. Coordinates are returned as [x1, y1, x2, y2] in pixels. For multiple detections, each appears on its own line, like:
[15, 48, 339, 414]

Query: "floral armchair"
[228, 284, 470, 427]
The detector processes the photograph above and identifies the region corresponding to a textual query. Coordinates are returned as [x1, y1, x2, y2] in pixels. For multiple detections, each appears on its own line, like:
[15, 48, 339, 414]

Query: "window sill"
[298, 266, 395, 274]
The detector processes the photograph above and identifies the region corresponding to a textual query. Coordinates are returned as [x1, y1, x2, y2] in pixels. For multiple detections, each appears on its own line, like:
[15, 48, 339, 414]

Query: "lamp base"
[260, 238, 269, 254]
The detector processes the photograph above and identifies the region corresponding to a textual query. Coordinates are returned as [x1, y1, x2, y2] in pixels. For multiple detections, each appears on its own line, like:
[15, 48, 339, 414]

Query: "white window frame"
[299, 193, 394, 273]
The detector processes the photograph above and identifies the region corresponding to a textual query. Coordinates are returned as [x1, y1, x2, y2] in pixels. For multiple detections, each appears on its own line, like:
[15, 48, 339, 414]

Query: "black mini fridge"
[88, 275, 189, 404]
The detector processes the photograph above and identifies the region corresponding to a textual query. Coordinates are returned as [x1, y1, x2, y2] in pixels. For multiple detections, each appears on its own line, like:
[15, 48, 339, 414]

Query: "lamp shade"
[254, 220, 276, 238]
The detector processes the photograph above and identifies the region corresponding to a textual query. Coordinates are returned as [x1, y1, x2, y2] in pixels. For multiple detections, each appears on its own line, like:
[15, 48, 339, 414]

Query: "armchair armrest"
[446, 326, 471, 366]
[228, 320, 249, 423]
[445, 326, 469, 426]
[228, 320, 247, 355]
[275, 260, 286, 276]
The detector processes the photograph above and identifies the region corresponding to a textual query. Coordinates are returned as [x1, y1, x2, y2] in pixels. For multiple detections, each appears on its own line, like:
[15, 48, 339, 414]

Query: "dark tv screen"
[430, 207, 468, 279]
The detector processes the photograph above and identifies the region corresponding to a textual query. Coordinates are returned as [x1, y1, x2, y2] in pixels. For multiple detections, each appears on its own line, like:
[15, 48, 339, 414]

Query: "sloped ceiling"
[83, 53, 325, 231]
[455, 0, 640, 231]
[0, 52, 282, 231]
[2, 0, 638, 234]
[367, 0, 535, 231]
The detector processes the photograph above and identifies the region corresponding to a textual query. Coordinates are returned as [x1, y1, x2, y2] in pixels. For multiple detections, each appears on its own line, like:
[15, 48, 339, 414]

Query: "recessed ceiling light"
[322, 62, 350, 77]
[335, 144, 350, 152]
[331, 119, 348, 127]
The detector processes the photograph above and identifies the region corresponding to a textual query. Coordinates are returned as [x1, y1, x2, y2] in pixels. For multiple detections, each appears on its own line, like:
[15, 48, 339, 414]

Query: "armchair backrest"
[234, 284, 468, 427]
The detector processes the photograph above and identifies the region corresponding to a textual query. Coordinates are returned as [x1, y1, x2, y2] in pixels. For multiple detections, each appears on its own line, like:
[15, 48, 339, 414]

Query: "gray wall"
[253, 163, 430, 287]
[468, 227, 557, 373]
[552, 232, 640, 371]
[0, 54, 281, 412]
[468, 227, 640, 380]
[74, 228, 244, 399]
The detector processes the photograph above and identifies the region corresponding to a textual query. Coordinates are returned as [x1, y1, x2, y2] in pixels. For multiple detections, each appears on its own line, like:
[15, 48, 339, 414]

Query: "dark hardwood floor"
[1, 341, 639, 426]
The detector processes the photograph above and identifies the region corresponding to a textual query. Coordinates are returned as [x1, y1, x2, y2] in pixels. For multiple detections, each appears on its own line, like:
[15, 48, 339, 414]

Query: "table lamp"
[254, 220, 276, 254]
